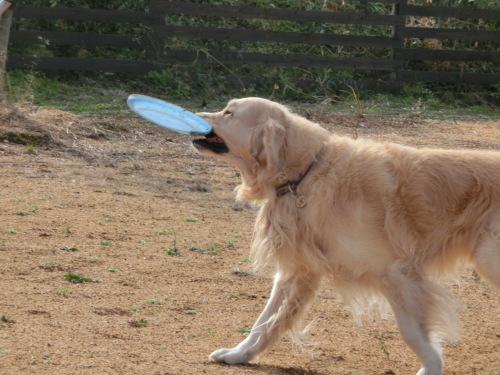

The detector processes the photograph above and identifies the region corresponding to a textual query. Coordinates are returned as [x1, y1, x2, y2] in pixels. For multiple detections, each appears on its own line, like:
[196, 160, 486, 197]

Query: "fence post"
[391, 0, 406, 91]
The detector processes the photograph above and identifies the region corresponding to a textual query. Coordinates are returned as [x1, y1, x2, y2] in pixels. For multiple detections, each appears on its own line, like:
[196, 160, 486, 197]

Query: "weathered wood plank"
[9, 30, 146, 48]
[155, 25, 399, 48]
[7, 0, 499, 88]
[6, 55, 159, 73]
[357, 0, 399, 3]
[397, 70, 500, 84]
[401, 27, 500, 42]
[400, 4, 500, 20]
[13, 5, 149, 24]
[395, 48, 499, 63]
[149, 0, 401, 26]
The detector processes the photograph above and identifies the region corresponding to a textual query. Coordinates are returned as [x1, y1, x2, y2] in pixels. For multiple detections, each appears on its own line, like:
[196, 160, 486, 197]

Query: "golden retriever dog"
[193, 97, 499, 375]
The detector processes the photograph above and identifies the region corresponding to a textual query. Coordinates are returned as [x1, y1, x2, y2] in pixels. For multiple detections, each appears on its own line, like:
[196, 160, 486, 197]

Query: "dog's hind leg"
[389, 301, 444, 375]
[474, 222, 500, 288]
[381, 265, 458, 375]
[209, 270, 321, 365]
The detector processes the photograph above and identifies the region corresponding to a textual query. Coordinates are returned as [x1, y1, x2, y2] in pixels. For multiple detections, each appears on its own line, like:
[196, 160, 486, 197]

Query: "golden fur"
[194, 97, 499, 375]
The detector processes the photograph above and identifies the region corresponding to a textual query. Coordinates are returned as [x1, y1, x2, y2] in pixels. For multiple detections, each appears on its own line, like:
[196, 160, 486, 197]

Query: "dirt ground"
[0, 103, 498, 375]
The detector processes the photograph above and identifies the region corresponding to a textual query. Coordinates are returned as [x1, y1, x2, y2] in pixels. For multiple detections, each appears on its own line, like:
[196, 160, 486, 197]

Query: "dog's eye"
[224, 110, 233, 116]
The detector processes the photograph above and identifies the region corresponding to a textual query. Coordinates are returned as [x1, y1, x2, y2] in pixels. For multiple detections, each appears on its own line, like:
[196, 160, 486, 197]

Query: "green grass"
[164, 246, 181, 256]
[63, 273, 97, 283]
[155, 229, 175, 236]
[129, 318, 148, 327]
[237, 327, 251, 335]
[4, 70, 499, 123]
[189, 243, 220, 255]
[127, 305, 141, 312]
[60, 246, 79, 252]
[146, 298, 163, 305]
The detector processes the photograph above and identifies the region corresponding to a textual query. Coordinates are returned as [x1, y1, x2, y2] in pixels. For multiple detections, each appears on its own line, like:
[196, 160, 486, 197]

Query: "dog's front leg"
[210, 271, 320, 365]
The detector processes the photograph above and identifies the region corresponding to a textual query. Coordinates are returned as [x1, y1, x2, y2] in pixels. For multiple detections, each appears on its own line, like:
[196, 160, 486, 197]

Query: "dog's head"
[194, 97, 328, 200]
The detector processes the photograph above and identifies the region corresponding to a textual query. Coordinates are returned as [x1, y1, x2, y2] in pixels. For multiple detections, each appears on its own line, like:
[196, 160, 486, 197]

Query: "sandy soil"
[0, 103, 498, 375]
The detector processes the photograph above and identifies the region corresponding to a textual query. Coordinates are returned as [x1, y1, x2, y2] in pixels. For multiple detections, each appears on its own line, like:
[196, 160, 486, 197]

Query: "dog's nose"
[196, 112, 209, 119]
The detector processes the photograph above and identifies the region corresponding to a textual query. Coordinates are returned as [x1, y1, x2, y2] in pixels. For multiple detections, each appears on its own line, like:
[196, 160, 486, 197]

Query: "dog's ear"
[251, 119, 286, 180]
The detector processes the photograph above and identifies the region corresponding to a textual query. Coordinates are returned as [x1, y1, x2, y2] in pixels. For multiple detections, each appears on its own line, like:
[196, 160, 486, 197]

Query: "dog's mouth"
[192, 131, 229, 154]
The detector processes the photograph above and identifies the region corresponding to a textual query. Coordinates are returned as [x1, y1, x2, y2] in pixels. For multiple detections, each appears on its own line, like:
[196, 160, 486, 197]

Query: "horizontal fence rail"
[5, 0, 500, 89]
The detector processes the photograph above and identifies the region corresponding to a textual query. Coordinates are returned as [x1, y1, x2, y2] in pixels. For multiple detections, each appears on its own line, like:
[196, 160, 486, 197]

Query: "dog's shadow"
[208, 362, 328, 375]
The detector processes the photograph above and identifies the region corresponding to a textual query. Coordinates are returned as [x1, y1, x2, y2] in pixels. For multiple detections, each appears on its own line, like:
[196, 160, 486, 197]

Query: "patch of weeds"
[63, 273, 98, 283]
[3, 229, 18, 234]
[56, 289, 71, 297]
[100, 240, 112, 246]
[224, 240, 238, 249]
[183, 216, 198, 223]
[0, 350, 9, 355]
[207, 243, 219, 254]
[237, 327, 251, 335]
[108, 268, 117, 273]
[340, 85, 377, 119]
[60, 246, 79, 252]
[155, 229, 174, 235]
[146, 298, 163, 305]
[103, 217, 113, 222]
[189, 243, 219, 255]
[25, 144, 36, 154]
[127, 305, 141, 312]
[157, 345, 168, 350]
[184, 310, 197, 315]
[129, 318, 148, 328]
[14, 203, 39, 216]
[138, 239, 147, 244]
[0, 132, 49, 146]
[197, 203, 205, 208]
[27, 202, 38, 213]
[162, 230, 180, 256]
[241, 257, 251, 263]
[164, 246, 181, 256]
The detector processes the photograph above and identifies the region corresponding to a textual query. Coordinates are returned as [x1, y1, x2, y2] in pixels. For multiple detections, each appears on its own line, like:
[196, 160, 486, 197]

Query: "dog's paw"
[209, 348, 250, 365]
[416, 368, 442, 375]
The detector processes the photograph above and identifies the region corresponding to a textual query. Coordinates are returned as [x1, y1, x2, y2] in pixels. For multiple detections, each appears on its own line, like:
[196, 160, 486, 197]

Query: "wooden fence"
[5, 0, 500, 89]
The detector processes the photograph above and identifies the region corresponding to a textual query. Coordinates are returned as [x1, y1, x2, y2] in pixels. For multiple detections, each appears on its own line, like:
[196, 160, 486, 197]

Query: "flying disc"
[127, 94, 212, 135]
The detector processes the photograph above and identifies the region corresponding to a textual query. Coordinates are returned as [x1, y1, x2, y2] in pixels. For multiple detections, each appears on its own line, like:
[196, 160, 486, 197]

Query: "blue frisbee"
[127, 94, 212, 135]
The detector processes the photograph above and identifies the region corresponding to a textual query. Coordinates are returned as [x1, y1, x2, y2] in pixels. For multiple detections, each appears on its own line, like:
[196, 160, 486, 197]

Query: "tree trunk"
[0, 8, 13, 68]
[0, 2, 13, 100]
